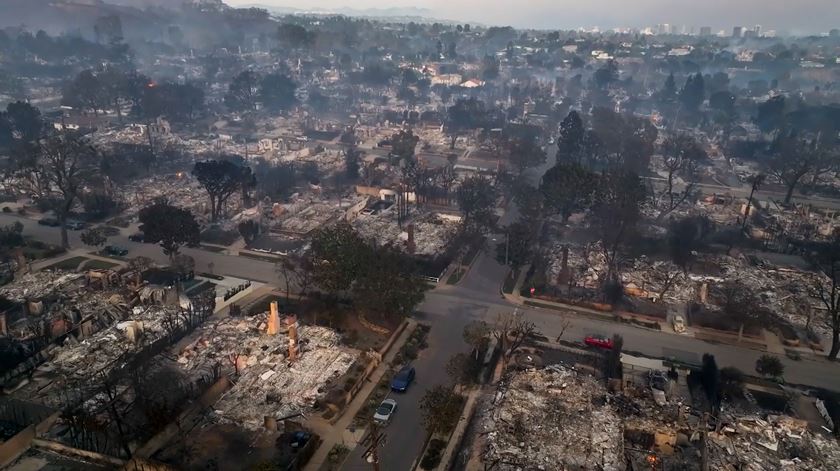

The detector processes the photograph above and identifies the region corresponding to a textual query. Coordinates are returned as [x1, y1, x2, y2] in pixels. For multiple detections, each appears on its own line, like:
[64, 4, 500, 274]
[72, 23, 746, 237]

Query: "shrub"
[756, 355, 784, 379]
[420, 439, 447, 470]
[402, 344, 419, 360]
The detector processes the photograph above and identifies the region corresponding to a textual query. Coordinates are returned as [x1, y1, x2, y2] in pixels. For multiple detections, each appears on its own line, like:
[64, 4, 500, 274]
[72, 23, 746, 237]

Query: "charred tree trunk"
[784, 181, 797, 204]
[829, 330, 840, 361]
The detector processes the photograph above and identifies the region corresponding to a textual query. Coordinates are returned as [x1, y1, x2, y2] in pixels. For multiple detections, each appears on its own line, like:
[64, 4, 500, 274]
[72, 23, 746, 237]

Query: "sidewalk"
[304, 320, 418, 471]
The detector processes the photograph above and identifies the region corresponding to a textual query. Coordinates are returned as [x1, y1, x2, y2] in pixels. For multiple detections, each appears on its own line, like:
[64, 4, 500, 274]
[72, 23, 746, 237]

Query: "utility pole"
[361, 420, 386, 471]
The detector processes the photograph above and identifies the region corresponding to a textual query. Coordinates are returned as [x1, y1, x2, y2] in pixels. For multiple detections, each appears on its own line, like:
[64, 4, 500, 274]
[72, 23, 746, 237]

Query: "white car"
[672, 315, 686, 334]
[373, 398, 397, 423]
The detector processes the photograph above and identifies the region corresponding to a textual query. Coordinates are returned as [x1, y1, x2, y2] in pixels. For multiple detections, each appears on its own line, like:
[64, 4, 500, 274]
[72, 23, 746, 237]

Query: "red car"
[584, 335, 614, 350]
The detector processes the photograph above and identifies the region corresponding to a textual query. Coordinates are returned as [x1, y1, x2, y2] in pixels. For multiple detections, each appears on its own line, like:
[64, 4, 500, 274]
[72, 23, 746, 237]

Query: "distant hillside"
[240, 3, 438, 20]
[0, 0, 168, 37]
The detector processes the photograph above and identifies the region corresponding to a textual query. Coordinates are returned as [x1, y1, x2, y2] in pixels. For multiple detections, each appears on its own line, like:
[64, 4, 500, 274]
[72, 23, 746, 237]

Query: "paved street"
[0, 213, 282, 283]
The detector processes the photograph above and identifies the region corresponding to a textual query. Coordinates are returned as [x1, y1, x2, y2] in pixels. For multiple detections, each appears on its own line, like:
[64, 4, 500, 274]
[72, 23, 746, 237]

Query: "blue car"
[390, 366, 415, 392]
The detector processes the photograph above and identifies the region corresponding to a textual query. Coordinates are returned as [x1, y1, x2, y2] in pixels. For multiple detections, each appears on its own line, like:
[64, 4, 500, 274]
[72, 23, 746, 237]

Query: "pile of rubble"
[716, 255, 829, 338]
[0, 271, 85, 303]
[544, 241, 607, 291]
[121, 174, 216, 222]
[708, 414, 840, 470]
[352, 211, 459, 256]
[270, 196, 354, 235]
[543, 239, 829, 339]
[12, 305, 183, 407]
[481, 365, 623, 470]
[175, 311, 358, 429]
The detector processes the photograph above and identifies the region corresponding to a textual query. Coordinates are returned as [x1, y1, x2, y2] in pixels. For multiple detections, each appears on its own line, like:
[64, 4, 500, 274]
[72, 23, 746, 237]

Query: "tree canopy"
[138, 200, 200, 260]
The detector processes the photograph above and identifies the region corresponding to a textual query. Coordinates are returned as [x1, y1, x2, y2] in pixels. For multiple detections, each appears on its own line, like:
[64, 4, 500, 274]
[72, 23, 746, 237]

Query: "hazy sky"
[227, 0, 839, 34]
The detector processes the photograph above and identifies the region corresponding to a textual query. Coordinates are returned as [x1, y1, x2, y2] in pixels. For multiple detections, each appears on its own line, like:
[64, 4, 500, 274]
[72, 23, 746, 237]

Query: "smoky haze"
[228, 0, 840, 34]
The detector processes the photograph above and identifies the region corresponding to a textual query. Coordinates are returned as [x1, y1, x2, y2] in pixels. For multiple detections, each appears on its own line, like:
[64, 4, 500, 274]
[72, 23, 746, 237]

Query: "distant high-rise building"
[732, 26, 743, 38]
[754, 25, 762, 36]
[830, 29, 840, 37]
[743, 29, 757, 39]
[670, 24, 679, 35]
[700, 26, 712, 36]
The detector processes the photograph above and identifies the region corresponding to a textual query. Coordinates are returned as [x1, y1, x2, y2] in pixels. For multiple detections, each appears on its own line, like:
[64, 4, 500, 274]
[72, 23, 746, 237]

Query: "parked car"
[584, 335, 614, 350]
[65, 220, 86, 230]
[373, 398, 397, 423]
[128, 232, 146, 242]
[672, 315, 686, 333]
[103, 245, 129, 256]
[390, 366, 416, 392]
[38, 217, 60, 227]
[288, 431, 311, 449]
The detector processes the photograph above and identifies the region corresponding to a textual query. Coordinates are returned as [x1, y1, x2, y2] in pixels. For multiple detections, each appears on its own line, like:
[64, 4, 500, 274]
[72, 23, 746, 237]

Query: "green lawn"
[84, 259, 119, 270]
[44, 256, 89, 271]
[238, 251, 280, 263]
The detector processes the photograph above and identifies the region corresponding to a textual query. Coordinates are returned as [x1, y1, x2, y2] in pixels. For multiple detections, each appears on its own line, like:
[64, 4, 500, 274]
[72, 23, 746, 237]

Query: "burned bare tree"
[811, 236, 840, 360]
[28, 133, 97, 248]
[767, 130, 838, 204]
[493, 310, 537, 362]
[656, 134, 705, 220]
[592, 170, 648, 281]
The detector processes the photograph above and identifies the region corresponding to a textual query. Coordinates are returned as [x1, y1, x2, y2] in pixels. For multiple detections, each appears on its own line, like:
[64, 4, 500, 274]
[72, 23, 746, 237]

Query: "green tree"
[309, 222, 368, 296]
[497, 221, 534, 271]
[224, 71, 260, 112]
[680, 72, 705, 112]
[80, 227, 107, 250]
[138, 200, 200, 261]
[259, 73, 297, 112]
[389, 129, 419, 163]
[556, 111, 585, 165]
[593, 59, 618, 89]
[352, 246, 427, 320]
[0, 101, 42, 151]
[419, 385, 463, 436]
[540, 163, 596, 221]
[462, 320, 490, 358]
[0, 222, 25, 252]
[62, 69, 105, 116]
[238, 220, 260, 244]
[446, 98, 485, 149]
[277, 23, 315, 49]
[660, 72, 678, 104]
[506, 137, 546, 174]
[756, 95, 787, 133]
[457, 175, 497, 231]
[192, 160, 245, 222]
[446, 353, 481, 385]
[344, 145, 361, 181]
